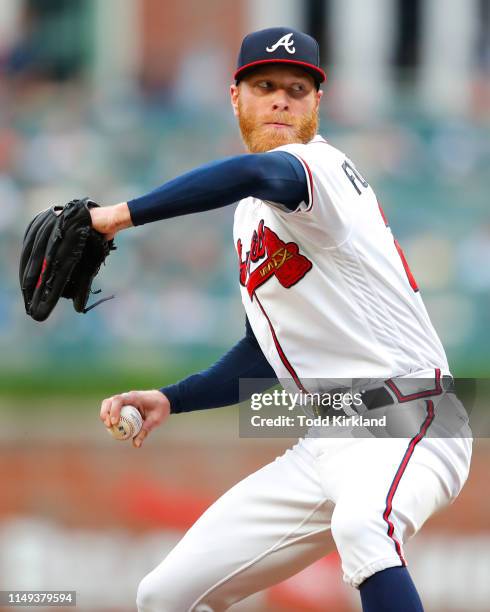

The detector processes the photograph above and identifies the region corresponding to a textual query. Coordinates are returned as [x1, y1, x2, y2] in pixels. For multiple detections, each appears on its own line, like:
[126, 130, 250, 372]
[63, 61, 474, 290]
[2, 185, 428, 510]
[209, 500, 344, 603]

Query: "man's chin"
[242, 127, 299, 153]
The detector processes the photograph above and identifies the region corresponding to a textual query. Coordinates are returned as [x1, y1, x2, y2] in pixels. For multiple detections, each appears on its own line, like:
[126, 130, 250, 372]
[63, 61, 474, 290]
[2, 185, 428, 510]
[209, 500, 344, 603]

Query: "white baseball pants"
[136, 396, 472, 612]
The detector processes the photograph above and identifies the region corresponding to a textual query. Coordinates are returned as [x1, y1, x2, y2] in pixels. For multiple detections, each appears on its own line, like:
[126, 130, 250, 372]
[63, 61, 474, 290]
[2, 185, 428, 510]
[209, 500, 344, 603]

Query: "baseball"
[107, 405, 143, 440]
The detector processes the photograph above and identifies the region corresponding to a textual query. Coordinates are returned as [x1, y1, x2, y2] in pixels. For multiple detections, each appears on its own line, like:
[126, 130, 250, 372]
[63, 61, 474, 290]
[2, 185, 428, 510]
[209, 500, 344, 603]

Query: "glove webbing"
[83, 290, 116, 313]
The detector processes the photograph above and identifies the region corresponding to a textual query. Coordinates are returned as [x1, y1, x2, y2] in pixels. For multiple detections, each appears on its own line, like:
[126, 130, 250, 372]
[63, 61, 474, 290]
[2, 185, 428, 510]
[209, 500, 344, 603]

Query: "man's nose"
[272, 91, 290, 112]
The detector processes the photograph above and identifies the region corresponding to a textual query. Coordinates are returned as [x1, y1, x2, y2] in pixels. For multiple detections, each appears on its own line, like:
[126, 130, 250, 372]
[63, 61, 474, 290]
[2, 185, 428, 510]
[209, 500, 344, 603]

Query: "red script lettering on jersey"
[237, 220, 313, 298]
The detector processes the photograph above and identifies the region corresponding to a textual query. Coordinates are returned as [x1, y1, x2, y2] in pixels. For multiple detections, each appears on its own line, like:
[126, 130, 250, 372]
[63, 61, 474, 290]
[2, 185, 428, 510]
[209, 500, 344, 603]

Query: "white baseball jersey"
[233, 135, 449, 388]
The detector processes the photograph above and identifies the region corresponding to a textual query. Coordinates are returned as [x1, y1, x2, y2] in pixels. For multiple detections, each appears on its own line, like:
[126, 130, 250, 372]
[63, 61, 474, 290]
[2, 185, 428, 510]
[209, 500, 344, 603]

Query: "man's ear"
[315, 89, 323, 111]
[230, 83, 239, 117]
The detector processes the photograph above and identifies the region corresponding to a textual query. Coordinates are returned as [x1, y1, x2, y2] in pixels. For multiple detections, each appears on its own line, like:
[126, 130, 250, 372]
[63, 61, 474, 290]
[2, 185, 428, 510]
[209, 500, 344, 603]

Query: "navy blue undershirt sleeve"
[161, 317, 278, 414]
[127, 151, 308, 226]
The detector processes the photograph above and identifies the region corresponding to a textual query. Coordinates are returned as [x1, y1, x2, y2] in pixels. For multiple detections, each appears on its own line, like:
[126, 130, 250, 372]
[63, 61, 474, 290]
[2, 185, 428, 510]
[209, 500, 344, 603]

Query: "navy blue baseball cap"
[234, 27, 326, 87]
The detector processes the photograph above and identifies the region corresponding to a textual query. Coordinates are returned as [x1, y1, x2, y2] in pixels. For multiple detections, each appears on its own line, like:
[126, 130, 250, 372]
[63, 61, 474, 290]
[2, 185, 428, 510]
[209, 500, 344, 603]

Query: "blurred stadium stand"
[0, 0, 489, 382]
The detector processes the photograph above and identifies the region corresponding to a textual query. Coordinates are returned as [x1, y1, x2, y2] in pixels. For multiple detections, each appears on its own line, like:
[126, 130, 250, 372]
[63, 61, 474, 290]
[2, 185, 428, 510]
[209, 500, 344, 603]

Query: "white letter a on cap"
[266, 33, 295, 54]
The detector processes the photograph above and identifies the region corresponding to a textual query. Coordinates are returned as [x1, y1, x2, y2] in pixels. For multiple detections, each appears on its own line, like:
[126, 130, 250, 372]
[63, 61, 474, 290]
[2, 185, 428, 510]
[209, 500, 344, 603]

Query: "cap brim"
[234, 59, 326, 85]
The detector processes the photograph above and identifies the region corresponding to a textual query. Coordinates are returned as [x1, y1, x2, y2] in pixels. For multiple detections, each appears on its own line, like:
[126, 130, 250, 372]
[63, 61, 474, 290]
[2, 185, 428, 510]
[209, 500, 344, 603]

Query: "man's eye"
[291, 83, 304, 93]
[257, 81, 272, 89]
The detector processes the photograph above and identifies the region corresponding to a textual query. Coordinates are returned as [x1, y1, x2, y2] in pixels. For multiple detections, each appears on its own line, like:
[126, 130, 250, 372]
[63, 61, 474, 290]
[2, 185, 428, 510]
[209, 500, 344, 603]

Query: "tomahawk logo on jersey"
[237, 219, 313, 298]
[233, 135, 449, 385]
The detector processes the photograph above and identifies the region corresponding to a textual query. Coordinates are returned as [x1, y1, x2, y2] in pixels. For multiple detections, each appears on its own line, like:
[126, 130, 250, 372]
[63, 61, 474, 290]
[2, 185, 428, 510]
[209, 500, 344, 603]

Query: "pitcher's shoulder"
[272, 135, 345, 165]
[305, 135, 346, 160]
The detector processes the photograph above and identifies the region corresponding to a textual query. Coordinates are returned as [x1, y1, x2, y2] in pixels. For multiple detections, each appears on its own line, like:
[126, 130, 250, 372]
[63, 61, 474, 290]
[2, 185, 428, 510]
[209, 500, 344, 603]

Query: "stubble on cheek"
[237, 99, 319, 153]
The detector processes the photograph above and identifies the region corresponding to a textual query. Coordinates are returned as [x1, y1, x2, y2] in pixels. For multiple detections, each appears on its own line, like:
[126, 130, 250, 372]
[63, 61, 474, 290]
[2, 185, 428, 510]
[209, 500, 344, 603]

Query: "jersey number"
[342, 159, 418, 292]
[378, 203, 419, 292]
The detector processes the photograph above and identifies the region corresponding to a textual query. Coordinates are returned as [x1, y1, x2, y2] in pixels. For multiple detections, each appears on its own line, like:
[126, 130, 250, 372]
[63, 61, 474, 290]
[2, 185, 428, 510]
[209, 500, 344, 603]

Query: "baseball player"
[95, 28, 472, 612]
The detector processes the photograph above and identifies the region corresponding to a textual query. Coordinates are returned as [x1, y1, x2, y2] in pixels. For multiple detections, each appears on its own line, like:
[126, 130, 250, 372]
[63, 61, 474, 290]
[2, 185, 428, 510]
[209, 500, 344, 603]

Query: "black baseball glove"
[19, 197, 116, 322]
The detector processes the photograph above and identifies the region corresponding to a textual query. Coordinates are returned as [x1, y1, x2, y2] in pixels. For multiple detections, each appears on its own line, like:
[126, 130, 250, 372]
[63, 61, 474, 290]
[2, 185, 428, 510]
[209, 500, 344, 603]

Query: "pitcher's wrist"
[113, 202, 133, 232]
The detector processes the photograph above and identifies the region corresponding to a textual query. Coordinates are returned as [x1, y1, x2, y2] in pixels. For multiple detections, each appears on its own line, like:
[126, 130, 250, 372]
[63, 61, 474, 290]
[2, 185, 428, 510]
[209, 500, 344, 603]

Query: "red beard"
[238, 100, 319, 153]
